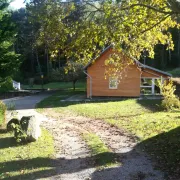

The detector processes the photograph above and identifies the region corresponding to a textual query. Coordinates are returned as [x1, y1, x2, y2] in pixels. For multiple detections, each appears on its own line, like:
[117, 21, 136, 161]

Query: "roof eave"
[83, 45, 112, 70]
[84, 46, 172, 77]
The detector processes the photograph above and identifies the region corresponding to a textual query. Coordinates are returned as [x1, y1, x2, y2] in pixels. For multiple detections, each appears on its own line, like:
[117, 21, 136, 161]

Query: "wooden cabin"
[84, 46, 171, 98]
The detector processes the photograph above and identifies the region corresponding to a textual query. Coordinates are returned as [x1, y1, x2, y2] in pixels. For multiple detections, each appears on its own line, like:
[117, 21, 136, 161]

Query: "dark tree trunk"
[72, 79, 77, 91]
[58, 50, 61, 68]
[46, 47, 49, 77]
[31, 47, 35, 75]
[35, 48, 41, 75]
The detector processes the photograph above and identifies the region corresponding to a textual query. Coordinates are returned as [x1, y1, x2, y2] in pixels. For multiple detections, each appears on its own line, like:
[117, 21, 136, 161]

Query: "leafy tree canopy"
[26, 0, 180, 71]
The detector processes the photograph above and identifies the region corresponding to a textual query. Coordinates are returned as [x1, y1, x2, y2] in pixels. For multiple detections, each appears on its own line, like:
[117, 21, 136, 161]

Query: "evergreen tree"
[0, 1, 21, 83]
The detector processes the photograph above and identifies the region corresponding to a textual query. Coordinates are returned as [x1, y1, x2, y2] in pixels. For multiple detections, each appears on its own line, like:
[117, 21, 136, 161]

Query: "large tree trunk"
[31, 47, 35, 75]
[45, 45, 49, 77]
[35, 48, 42, 75]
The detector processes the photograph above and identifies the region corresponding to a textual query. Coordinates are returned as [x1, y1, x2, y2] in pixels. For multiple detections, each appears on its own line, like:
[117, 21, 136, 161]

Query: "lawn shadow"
[0, 136, 22, 149]
[0, 128, 7, 134]
[137, 126, 180, 180]
[137, 99, 162, 112]
[1, 127, 180, 180]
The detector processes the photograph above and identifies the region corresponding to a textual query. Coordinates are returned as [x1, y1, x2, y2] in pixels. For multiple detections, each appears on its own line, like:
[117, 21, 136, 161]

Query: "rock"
[20, 116, 41, 142]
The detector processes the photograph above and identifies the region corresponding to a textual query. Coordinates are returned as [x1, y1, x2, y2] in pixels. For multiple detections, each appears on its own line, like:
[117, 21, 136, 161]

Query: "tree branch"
[121, 3, 179, 15]
[140, 14, 171, 34]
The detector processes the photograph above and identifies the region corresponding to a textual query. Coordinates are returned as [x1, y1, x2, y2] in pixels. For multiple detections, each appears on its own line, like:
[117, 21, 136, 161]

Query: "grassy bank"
[0, 129, 54, 179]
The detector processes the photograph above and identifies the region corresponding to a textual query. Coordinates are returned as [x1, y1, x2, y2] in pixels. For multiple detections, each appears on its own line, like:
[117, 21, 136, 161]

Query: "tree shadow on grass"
[0, 128, 7, 134]
[1, 127, 180, 180]
[136, 99, 162, 112]
[0, 136, 19, 149]
[137, 126, 180, 180]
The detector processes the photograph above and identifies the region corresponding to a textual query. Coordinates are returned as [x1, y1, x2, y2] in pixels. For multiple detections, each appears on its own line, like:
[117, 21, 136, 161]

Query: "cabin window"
[140, 78, 163, 95]
[109, 77, 118, 89]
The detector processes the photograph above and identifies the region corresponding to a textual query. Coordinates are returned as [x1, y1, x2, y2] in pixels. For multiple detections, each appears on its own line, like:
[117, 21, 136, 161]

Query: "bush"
[158, 79, 180, 111]
[162, 97, 180, 111]
[7, 118, 20, 132]
[0, 101, 6, 126]
[29, 78, 34, 87]
[7, 118, 27, 142]
[0, 77, 14, 93]
[49, 68, 65, 82]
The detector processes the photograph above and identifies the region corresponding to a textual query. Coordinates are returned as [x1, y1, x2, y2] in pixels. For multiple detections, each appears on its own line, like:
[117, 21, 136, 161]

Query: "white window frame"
[109, 77, 118, 89]
[140, 77, 165, 95]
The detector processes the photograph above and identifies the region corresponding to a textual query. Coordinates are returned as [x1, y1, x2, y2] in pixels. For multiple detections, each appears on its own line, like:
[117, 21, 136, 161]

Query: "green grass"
[83, 133, 118, 167]
[36, 91, 180, 178]
[23, 81, 86, 90]
[106, 112, 180, 140]
[66, 99, 160, 119]
[0, 129, 54, 179]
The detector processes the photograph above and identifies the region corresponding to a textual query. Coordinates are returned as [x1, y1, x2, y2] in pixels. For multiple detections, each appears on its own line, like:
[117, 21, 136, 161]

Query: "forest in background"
[1, 0, 180, 90]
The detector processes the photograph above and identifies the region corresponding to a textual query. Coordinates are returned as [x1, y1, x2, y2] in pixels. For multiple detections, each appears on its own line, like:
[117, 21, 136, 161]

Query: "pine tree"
[0, 1, 21, 89]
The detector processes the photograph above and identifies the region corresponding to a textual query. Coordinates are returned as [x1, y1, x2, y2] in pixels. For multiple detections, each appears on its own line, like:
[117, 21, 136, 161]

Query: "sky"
[9, 0, 68, 9]
[10, 0, 26, 9]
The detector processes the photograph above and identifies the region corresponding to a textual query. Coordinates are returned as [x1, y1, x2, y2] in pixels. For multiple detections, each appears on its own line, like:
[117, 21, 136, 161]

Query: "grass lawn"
[0, 129, 54, 180]
[22, 81, 86, 91]
[37, 90, 180, 178]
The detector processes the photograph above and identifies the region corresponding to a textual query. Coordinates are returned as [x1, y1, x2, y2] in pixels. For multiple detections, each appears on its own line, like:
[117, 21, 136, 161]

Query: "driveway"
[3, 91, 55, 121]
[2, 91, 54, 110]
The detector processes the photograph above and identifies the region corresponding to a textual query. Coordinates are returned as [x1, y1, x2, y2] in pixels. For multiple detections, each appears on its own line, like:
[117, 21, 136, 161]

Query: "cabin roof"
[84, 45, 172, 77]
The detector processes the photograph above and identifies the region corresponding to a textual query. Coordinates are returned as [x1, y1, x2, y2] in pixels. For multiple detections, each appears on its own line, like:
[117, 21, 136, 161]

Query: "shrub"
[7, 118, 20, 132]
[29, 78, 34, 87]
[157, 79, 180, 111]
[0, 101, 6, 126]
[49, 68, 65, 82]
[7, 118, 27, 142]
[0, 77, 14, 93]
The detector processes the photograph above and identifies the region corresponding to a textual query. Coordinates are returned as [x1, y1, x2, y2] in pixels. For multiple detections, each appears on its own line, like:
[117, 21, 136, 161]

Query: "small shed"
[84, 46, 171, 98]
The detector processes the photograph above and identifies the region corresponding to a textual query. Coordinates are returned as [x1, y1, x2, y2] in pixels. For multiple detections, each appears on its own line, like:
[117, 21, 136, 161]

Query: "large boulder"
[20, 116, 41, 142]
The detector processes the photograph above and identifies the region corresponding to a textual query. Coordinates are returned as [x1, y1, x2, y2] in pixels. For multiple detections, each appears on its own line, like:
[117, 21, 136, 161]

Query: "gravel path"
[42, 118, 96, 180]
[41, 109, 164, 180]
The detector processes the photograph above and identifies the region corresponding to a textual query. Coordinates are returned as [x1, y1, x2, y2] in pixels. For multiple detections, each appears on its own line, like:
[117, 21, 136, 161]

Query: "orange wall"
[87, 49, 141, 97]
